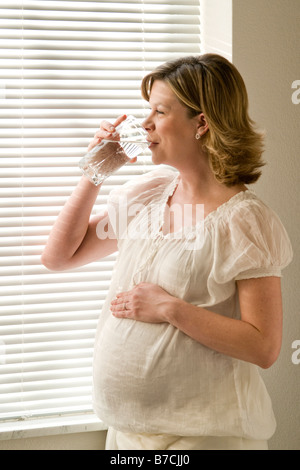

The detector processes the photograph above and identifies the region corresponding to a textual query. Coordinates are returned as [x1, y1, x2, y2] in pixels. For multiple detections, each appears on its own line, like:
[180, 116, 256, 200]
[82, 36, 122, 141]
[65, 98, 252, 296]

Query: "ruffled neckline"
[204, 187, 255, 224]
[156, 171, 256, 238]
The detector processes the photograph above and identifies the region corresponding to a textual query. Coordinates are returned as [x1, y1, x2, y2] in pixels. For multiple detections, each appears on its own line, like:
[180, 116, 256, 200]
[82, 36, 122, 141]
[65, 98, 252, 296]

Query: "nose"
[142, 113, 154, 132]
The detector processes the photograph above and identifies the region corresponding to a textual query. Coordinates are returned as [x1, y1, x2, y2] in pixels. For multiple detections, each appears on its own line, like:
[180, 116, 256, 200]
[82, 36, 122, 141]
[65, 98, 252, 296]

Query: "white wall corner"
[200, 0, 232, 61]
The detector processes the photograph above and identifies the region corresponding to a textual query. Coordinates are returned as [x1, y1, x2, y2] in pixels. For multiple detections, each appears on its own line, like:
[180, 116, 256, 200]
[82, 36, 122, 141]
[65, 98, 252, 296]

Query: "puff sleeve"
[213, 195, 293, 283]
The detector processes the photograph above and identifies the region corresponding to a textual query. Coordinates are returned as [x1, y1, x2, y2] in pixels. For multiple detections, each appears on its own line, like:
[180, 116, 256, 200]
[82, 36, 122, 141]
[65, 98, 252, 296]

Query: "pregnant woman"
[41, 53, 293, 450]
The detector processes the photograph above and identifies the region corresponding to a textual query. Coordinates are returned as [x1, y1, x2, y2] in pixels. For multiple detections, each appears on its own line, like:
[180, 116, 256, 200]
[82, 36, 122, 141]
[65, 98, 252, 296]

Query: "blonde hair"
[141, 54, 265, 186]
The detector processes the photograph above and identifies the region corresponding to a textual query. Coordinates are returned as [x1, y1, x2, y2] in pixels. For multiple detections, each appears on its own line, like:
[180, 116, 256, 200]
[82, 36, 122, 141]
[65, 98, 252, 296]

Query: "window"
[0, 0, 201, 431]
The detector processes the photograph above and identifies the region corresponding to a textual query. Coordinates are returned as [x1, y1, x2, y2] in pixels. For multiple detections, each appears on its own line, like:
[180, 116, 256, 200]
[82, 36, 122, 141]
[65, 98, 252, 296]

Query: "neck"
[174, 153, 246, 202]
[176, 153, 220, 199]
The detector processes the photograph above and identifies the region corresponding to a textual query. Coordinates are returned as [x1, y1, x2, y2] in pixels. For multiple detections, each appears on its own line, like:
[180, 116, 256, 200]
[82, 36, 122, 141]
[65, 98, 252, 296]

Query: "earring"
[195, 133, 201, 140]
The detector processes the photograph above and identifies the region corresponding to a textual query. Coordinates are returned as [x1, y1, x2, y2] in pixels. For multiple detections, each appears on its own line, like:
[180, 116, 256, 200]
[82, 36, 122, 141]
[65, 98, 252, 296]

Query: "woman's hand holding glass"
[86, 114, 128, 153]
[80, 114, 147, 185]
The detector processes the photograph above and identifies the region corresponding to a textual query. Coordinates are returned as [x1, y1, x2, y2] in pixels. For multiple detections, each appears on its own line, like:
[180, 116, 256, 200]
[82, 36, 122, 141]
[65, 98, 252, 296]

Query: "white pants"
[105, 427, 268, 450]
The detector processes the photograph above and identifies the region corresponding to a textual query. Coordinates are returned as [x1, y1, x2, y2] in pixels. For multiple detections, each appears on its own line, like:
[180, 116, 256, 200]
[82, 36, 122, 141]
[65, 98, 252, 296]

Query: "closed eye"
[146, 106, 164, 115]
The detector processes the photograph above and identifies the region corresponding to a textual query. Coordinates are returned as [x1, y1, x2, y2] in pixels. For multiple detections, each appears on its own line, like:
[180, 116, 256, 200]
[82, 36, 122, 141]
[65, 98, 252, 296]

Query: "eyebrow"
[148, 101, 171, 110]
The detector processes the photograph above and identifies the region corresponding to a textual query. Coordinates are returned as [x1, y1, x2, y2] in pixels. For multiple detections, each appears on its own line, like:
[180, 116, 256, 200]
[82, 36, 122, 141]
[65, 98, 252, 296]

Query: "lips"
[149, 142, 158, 150]
[147, 138, 158, 147]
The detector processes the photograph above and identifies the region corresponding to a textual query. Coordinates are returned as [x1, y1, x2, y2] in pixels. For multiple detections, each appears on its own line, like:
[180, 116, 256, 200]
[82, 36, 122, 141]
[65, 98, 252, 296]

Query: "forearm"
[41, 175, 101, 269]
[166, 298, 273, 368]
[111, 279, 281, 368]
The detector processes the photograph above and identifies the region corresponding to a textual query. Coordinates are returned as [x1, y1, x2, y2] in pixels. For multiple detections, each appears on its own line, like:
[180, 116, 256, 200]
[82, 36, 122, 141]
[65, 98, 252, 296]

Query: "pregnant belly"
[93, 316, 186, 409]
[92, 314, 240, 435]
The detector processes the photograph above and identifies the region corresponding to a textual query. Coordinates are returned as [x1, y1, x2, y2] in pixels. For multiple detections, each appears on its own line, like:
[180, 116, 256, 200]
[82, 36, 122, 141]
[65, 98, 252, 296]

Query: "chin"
[150, 150, 169, 166]
[150, 152, 163, 166]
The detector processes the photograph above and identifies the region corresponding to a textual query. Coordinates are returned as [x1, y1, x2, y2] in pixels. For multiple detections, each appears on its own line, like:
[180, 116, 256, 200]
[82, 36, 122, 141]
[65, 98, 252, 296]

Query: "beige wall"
[1, 0, 299, 451]
[233, 0, 300, 450]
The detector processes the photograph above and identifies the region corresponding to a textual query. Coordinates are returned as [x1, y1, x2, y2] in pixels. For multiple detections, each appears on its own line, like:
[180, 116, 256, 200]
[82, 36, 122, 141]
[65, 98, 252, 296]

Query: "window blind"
[0, 0, 200, 424]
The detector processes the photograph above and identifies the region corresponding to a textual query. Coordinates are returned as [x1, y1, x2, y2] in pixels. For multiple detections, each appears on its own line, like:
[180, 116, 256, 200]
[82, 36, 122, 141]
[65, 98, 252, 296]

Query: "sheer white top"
[92, 168, 293, 439]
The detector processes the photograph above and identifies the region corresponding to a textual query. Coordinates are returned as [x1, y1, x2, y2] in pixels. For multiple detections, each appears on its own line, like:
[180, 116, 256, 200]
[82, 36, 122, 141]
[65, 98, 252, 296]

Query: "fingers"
[112, 114, 127, 128]
[110, 294, 131, 317]
[87, 114, 127, 152]
[101, 114, 126, 136]
[100, 121, 116, 135]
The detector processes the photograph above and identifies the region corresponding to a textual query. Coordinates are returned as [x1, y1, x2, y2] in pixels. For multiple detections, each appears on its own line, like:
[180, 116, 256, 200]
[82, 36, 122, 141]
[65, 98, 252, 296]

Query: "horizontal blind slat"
[0, 366, 92, 384]
[0, 357, 92, 376]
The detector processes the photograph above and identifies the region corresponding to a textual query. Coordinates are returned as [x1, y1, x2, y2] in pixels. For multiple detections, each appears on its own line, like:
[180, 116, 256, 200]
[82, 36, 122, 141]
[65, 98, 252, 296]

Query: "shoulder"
[106, 166, 178, 239]
[228, 190, 289, 238]
[108, 166, 178, 206]
[214, 190, 293, 279]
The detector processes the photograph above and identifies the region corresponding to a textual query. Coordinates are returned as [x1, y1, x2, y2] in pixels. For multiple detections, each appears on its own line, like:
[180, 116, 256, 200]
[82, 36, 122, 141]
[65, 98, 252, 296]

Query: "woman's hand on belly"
[110, 282, 175, 323]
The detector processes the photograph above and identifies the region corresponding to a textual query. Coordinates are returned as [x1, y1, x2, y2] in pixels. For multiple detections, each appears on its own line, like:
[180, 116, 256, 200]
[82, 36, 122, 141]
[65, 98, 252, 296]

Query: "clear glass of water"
[79, 115, 149, 185]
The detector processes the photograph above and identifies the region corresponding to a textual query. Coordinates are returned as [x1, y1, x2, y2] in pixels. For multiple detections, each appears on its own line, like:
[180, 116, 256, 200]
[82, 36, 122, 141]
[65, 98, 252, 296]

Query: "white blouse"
[92, 168, 293, 440]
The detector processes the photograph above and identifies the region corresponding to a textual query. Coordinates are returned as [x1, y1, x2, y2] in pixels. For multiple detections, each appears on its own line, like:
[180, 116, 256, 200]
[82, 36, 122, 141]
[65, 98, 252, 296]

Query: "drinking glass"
[79, 115, 149, 185]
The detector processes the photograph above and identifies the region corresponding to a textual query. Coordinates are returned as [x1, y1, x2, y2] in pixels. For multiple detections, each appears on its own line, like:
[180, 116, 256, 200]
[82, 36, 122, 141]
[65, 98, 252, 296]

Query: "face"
[142, 80, 200, 169]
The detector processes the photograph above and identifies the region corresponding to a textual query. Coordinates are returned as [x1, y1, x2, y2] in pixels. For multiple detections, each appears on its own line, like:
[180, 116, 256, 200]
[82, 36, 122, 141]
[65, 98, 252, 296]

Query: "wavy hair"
[141, 54, 265, 186]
